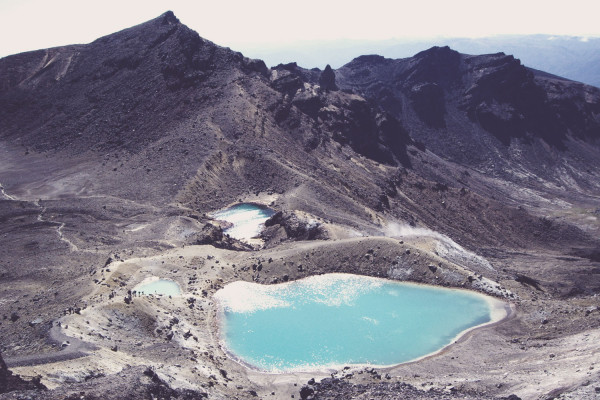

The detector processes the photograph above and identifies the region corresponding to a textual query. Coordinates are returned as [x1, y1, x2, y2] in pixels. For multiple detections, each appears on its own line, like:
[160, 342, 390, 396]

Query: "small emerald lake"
[211, 203, 275, 241]
[215, 273, 507, 372]
[135, 278, 181, 296]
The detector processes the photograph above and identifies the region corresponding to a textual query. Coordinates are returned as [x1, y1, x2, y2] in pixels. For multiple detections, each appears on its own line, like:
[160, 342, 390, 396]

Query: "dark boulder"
[263, 211, 327, 242]
[299, 385, 314, 400]
[187, 223, 251, 251]
[271, 63, 305, 94]
[514, 273, 543, 291]
[319, 65, 338, 91]
[193, 223, 225, 245]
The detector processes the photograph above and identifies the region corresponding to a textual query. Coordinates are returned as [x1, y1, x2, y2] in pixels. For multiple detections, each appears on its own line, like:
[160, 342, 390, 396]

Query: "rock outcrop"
[261, 211, 327, 247]
[0, 350, 46, 393]
[269, 61, 413, 165]
[336, 46, 600, 180]
[318, 64, 338, 91]
[187, 223, 252, 251]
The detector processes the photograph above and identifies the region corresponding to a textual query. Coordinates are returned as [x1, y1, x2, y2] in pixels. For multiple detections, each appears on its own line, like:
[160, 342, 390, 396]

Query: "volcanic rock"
[318, 64, 338, 91]
[0, 350, 46, 393]
[188, 223, 252, 251]
[0, 10, 599, 400]
[262, 211, 327, 246]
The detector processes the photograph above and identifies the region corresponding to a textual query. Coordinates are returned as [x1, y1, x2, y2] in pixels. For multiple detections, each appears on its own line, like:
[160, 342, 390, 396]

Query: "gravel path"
[5, 324, 98, 368]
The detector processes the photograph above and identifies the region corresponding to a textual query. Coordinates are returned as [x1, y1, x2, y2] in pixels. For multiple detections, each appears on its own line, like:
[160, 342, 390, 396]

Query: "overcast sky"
[1, 0, 600, 58]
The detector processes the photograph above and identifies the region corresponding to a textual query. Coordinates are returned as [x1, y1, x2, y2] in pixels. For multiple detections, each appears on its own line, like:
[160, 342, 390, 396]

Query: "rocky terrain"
[0, 11, 599, 400]
[243, 35, 600, 89]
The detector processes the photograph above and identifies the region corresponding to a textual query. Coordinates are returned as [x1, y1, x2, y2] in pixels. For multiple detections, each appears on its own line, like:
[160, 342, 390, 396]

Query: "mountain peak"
[412, 46, 461, 66]
[351, 54, 390, 65]
[414, 45, 457, 58]
[159, 10, 179, 25]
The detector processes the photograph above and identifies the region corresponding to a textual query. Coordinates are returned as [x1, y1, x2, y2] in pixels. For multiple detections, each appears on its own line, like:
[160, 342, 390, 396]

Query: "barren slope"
[1, 11, 599, 400]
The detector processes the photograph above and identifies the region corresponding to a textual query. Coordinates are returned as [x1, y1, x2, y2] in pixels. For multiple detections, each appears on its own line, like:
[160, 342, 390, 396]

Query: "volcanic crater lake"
[211, 203, 275, 241]
[135, 278, 181, 296]
[215, 273, 508, 372]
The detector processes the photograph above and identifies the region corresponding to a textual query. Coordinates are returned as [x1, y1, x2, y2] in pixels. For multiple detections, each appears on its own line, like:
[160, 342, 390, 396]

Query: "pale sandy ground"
[9, 225, 600, 399]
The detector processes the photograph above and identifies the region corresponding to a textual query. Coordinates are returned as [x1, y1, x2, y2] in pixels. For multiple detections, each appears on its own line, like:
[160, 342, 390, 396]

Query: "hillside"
[0, 11, 599, 400]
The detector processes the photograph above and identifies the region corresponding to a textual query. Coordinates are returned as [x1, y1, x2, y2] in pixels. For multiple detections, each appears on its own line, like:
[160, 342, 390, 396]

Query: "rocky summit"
[0, 11, 599, 400]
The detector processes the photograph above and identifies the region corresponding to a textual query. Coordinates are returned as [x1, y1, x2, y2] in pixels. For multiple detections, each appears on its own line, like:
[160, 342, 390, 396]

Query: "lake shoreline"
[213, 273, 513, 374]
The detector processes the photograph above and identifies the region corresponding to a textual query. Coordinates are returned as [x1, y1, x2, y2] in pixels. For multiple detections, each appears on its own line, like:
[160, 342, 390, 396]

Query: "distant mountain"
[237, 35, 600, 88]
[336, 47, 600, 183]
[1, 12, 599, 238]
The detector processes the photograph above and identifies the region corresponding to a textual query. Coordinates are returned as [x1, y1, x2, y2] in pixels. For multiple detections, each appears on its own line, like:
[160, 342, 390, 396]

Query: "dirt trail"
[5, 324, 98, 368]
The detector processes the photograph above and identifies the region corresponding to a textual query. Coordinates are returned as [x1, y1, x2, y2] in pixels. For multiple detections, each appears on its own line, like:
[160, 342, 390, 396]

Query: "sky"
[1, 0, 600, 58]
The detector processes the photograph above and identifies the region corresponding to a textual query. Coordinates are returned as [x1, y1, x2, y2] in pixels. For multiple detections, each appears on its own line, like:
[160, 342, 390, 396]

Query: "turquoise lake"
[135, 279, 181, 296]
[212, 203, 275, 241]
[215, 274, 505, 372]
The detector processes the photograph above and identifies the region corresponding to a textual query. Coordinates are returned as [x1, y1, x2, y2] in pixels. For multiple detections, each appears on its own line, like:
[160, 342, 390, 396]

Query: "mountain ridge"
[1, 12, 599, 400]
[233, 34, 600, 88]
[1, 11, 598, 272]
